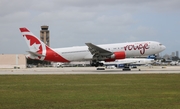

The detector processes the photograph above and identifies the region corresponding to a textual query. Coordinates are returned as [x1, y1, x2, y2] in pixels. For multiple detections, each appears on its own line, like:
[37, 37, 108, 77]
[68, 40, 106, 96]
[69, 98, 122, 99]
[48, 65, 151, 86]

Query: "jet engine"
[90, 51, 126, 67]
[105, 51, 126, 62]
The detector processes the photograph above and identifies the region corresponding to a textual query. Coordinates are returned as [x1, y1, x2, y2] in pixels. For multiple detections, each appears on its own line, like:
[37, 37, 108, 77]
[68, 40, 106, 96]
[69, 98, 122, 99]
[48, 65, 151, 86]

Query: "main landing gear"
[90, 61, 104, 67]
[122, 64, 131, 71]
[90, 61, 105, 70]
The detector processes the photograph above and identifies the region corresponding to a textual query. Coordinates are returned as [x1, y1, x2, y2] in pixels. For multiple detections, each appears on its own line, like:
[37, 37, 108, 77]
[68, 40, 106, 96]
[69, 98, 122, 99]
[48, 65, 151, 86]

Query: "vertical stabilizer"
[19, 27, 47, 60]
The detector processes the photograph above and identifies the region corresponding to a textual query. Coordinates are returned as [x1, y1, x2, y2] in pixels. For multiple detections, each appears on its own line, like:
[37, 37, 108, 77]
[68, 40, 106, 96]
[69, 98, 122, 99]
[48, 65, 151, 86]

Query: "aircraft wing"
[85, 43, 113, 57]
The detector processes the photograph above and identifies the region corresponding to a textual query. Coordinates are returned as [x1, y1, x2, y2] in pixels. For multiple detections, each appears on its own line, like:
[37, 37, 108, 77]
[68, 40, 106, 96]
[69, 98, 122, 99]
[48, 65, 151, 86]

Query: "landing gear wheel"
[97, 67, 105, 70]
[99, 62, 104, 66]
[122, 68, 131, 71]
[90, 61, 104, 67]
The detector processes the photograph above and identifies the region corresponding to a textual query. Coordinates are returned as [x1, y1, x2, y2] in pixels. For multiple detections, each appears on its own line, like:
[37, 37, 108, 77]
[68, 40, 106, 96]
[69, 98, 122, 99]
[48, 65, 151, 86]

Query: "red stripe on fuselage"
[44, 46, 70, 62]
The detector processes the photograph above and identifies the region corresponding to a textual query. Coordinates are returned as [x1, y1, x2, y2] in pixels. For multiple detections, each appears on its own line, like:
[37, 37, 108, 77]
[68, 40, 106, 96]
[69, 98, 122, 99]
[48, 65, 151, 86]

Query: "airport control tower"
[40, 25, 50, 46]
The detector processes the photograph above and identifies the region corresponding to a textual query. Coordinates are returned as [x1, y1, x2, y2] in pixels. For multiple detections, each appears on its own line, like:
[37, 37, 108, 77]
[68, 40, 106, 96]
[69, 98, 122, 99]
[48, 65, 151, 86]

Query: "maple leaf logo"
[25, 35, 43, 53]
[28, 39, 41, 52]
[23, 34, 43, 59]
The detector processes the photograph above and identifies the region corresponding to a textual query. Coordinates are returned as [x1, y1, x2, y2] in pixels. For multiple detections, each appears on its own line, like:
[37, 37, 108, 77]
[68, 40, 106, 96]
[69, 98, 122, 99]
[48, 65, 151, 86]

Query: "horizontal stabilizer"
[27, 51, 45, 57]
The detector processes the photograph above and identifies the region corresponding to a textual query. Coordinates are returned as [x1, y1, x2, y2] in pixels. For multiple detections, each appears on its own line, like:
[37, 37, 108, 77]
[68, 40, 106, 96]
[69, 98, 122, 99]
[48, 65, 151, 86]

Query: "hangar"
[0, 54, 26, 69]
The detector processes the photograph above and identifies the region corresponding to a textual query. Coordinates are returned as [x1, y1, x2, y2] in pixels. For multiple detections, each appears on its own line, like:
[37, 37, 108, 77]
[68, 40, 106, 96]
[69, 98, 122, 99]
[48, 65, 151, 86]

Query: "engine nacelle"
[105, 51, 125, 62]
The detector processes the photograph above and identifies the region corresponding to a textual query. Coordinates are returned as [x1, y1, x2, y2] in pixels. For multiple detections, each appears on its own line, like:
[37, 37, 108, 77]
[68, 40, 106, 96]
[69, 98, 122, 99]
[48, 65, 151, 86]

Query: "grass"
[0, 74, 180, 109]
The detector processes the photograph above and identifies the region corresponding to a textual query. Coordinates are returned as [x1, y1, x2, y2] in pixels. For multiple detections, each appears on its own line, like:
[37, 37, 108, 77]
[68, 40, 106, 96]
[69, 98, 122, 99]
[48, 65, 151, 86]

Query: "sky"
[0, 0, 180, 56]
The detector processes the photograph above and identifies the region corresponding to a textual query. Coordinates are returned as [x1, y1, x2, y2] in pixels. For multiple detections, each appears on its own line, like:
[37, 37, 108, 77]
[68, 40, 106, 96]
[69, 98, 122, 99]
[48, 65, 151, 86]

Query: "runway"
[0, 66, 180, 75]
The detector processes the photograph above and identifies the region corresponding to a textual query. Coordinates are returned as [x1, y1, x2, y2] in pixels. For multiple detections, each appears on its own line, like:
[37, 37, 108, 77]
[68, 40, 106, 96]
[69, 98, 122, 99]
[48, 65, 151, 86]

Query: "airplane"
[102, 55, 155, 70]
[170, 60, 180, 66]
[19, 27, 166, 68]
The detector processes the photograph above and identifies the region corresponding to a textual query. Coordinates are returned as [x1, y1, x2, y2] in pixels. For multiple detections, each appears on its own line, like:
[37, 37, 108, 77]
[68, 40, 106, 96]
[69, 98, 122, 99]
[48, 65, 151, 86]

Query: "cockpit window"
[159, 43, 163, 46]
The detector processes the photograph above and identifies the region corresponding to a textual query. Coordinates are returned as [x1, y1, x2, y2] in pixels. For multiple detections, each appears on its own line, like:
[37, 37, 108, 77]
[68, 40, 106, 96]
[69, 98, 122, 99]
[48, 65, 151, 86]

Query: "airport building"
[176, 51, 179, 58]
[0, 54, 26, 69]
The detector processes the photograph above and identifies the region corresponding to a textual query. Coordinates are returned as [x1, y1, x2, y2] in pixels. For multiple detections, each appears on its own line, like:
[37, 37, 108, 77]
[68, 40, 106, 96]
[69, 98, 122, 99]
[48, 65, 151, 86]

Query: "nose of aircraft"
[161, 45, 166, 51]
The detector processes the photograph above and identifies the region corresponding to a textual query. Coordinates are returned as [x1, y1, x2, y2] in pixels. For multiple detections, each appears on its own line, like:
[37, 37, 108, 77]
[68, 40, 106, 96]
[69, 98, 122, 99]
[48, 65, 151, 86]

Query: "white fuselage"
[52, 41, 165, 61]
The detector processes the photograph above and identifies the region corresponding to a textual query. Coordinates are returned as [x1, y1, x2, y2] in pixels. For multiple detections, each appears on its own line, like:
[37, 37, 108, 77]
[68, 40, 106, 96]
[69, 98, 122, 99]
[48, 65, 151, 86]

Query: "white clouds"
[134, 26, 157, 38]
[0, 0, 32, 16]
[1, 0, 179, 24]
[96, 14, 135, 26]
[0, 0, 180, 54]
[146, 0, 180, 12]
[0, 12, 31, 25]
[31, 1, 55, 11]
[1, 0, 180, 17]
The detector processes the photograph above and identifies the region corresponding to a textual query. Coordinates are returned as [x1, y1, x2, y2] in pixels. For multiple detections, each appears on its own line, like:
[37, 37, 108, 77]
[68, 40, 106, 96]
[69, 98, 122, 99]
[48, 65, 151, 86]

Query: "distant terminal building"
[171, 52, 175, 57]
[40, 25, 50, 46]
[176, 51, 179, 58]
